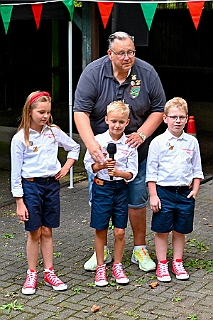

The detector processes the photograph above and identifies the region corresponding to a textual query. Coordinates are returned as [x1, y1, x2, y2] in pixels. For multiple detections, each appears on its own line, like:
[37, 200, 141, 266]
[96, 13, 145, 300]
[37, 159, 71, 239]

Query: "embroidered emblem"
[33, 146, 38, 152]
[130, 74, 141, 99]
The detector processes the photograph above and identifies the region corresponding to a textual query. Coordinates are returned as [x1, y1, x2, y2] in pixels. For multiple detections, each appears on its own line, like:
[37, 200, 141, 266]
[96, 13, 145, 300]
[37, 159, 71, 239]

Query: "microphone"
[107, 143, 117, 180]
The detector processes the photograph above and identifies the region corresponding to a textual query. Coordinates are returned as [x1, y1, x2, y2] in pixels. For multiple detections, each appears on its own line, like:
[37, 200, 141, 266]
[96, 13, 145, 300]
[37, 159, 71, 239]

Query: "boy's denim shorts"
[22, 177, 60, 232]
[151, 185, 195, 234]
[88, 158, 148, 209]
[91, 179, 128, 230]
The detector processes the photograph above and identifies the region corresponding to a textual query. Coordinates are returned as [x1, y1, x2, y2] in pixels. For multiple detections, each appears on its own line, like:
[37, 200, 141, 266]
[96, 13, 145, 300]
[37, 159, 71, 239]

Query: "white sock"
[134, 245, 146, 250]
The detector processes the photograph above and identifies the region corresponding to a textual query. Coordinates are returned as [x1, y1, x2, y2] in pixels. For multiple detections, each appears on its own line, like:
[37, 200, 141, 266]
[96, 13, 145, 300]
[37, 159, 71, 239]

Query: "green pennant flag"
[0, 5, 13, 34]
[140, 3, 158, 31]
[62, 0, 75, 21]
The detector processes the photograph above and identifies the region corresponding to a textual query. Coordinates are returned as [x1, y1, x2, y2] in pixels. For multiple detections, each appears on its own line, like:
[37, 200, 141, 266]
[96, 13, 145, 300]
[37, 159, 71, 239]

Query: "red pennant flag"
[186, 1, 205, 30]
[31, 4, 43, 30]
[97, 2, 114, 29]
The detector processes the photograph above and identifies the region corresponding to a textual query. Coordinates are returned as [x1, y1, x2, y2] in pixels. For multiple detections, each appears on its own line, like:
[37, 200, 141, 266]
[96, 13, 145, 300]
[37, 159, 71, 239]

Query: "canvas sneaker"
[84, 247, 112, 271]
[44, 267, 67, 291]
[112, 263, 129, 284]
[95, 264, 108, 287]
[172, 259, 189, 280]
[156, 261, 171, 282]
[131, 247, 156, 271]
[22, 269, 38, 295]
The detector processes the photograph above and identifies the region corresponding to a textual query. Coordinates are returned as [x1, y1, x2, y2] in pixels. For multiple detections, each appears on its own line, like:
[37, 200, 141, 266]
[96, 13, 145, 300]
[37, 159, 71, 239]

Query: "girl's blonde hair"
[164, 97, 188, 115]
[18, 91, 52, 147]
[107, 101, 130, 118]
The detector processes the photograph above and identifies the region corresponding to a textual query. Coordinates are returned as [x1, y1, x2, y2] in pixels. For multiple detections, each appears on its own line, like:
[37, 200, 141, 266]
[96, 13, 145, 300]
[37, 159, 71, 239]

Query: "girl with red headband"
[11, 91, 80, 295]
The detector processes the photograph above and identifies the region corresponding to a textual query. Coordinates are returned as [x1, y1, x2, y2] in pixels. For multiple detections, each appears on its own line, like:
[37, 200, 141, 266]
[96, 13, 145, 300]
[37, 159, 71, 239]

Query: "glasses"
[110, 49, 136, 59]
[166, 115, 187, 121]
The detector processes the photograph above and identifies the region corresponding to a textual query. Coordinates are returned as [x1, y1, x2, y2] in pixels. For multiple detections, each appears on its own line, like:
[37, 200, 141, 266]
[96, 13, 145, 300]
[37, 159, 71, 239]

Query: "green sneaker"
[84, 248, 112, 271]
[131, 247, 156, 272]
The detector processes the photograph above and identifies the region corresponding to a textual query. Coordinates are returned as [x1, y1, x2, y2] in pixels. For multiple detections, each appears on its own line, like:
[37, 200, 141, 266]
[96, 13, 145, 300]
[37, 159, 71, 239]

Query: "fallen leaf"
[149, 281, 159, 289]
[91, 304, 101, 313]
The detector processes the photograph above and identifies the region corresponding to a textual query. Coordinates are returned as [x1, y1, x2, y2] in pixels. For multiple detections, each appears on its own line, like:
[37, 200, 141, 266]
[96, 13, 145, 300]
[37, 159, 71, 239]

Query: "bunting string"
[0, 0, 210, 34]
[0, 0, 213, 4]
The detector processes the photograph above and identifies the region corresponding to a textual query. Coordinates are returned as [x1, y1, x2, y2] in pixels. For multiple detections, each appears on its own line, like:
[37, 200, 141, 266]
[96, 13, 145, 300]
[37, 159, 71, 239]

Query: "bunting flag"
[0, 1, 209, 32]
[97, 2, 114, 29]
[140, 3, 158, 30]
[31, 4, 43, 30]
[186, 1, 205, 30]
[62, 0, 75, 21]
[0, 5, 13, 34]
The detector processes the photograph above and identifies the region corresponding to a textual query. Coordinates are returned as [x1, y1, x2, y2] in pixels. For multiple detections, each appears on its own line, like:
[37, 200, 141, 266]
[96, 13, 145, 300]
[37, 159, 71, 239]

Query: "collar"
[165, 128, 187, 141]
[104, 130, 126, 145]
[104, 56, 132, 81]
[29, 124, 50, 134]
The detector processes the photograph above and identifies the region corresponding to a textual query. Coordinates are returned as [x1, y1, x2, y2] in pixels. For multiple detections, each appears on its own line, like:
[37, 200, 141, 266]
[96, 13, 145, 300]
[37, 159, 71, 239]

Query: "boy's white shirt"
[84, 129, 138, 182]
[146, 129, 204, 186]
[11, 125, 80, 197]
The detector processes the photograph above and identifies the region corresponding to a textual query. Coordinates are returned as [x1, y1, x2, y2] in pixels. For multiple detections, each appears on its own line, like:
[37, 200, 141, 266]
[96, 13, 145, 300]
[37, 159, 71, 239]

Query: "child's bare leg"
[94, 229, 108, 248]
[113, 227, 125, 263]
[40, 226, 53, 269]
[172, 230, 185, 260]
[26, 229, 41, 270]
[155, 232, 169, 261]
[95, 229, 108, 265]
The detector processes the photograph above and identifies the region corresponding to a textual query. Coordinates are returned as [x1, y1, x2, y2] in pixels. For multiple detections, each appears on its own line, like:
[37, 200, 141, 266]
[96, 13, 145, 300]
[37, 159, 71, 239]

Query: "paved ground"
[0, 164, 212, 319]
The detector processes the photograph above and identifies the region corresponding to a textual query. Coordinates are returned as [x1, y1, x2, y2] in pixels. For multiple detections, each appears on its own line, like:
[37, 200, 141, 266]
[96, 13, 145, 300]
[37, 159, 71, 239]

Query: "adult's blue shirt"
[74, 55, 166, 162]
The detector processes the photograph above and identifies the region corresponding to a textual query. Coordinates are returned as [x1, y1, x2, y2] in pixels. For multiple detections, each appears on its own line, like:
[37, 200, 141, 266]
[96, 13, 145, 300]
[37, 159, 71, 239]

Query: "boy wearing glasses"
[146, 97, 203, 282]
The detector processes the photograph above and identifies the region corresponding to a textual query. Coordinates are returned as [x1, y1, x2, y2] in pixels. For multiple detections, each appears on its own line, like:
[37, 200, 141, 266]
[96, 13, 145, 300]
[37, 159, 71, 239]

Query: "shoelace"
[46, 271, 63, 285]
[173, 261, 186, 274]
[158, 263, 169, 275]
[136, 248, 149, 260]
[24, 272, 37, 288]
[113, 264, 126, 279]
[96, 265, 106, 280]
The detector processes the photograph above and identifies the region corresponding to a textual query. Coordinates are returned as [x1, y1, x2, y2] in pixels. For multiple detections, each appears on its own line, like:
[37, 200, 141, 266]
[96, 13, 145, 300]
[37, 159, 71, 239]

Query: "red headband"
[30, 91, 51, 105]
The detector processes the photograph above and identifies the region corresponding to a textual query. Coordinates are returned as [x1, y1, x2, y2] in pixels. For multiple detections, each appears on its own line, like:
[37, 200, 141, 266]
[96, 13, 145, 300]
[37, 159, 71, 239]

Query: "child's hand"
[16, 199, 29, 221]
[105, 158, 116, 168]
[187, 190, 197, 199]
[108, 167, 120, 177]
[150, 195, 161, 212]
[55, 167, 69, 180]
[105, 158, 116, 176]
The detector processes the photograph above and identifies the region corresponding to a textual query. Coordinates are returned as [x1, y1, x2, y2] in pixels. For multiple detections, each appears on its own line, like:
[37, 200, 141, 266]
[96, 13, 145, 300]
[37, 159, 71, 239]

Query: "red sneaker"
[112, 263, 129, 284]
[172, 259, 189, 280]
[156, 261, 171, 282]
[22, 269, 38, 295]
[44, 267, 67, 291]
[95, 264, 108, 287]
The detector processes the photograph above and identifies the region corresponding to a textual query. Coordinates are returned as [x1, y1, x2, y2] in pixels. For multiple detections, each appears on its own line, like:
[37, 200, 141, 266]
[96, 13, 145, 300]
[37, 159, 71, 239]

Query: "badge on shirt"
[33, 146, 38, 152]
[130, 74, 141, 99]
[166, 142, 174, 150]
